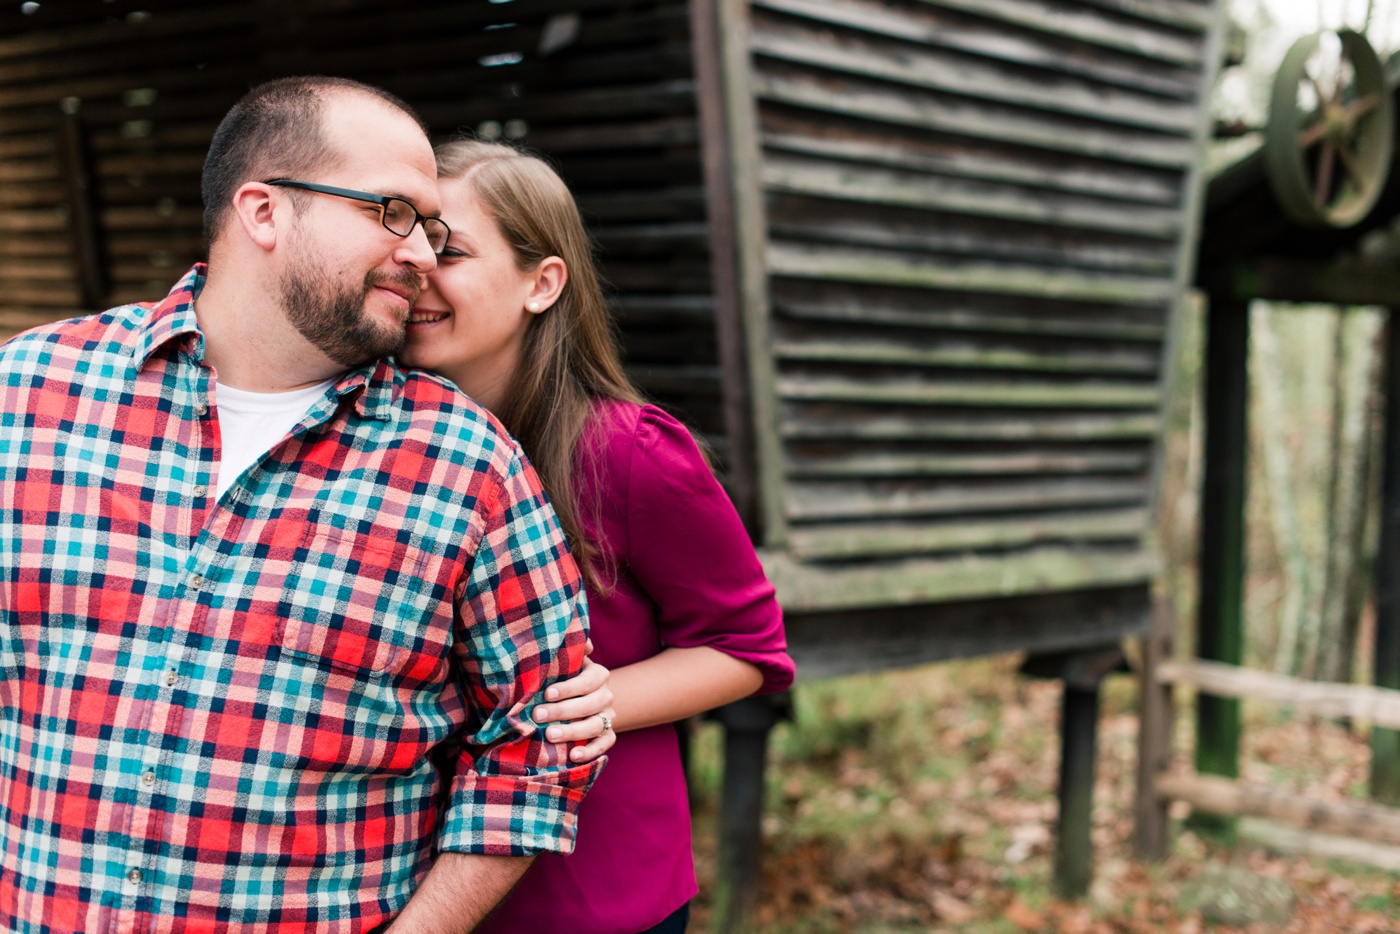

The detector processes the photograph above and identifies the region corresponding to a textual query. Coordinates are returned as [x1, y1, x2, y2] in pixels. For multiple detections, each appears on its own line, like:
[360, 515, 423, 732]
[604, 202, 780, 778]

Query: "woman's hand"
[533, 642, 616, 763]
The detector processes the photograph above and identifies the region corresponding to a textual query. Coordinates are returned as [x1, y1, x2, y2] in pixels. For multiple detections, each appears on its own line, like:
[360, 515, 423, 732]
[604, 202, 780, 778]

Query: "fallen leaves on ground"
[687, 655, 1400, 933]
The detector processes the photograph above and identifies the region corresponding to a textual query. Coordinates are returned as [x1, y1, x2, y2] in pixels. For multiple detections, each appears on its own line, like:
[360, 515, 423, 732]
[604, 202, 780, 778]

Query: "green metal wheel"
[1264, 30, 1394, 228]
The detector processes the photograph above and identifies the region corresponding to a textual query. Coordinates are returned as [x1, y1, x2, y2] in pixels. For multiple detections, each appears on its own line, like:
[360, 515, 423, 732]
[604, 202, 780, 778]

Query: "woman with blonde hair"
[400, 139, 794, 934]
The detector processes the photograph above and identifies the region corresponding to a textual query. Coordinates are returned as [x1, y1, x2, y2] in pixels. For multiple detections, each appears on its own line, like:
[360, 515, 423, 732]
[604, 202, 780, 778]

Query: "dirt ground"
[683, 655, 1400, 933]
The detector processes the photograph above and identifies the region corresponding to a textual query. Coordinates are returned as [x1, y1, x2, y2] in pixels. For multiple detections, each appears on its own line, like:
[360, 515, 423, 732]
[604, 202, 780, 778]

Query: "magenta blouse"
[477, 401, 795, 934]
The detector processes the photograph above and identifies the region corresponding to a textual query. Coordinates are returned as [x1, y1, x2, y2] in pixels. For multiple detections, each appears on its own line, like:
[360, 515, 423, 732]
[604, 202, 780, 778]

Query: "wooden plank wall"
[2, 0, 1223, 618]
[0, 0, 724, 446]
[744, 0, 1220, 610]
[0, 1, 256, 332]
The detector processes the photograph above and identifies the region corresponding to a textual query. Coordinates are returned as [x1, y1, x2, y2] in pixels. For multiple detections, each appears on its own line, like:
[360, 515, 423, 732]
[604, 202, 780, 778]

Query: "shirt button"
[193, 485, 208, 498]
[127, 869, 142, 884]
[165, 669, 179, 687]
[195, 402, 209, 417]
[189, 575, 205, 590]
[141, 771, 156, 787]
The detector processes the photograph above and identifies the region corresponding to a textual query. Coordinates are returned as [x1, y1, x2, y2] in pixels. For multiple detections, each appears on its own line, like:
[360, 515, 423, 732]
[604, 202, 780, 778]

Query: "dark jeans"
[638, 902, 689, 934]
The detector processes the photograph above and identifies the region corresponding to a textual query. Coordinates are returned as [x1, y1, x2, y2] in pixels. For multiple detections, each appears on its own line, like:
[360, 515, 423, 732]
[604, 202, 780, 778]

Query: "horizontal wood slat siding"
[0, 1, 259, 320]
[3, 0, 1220, 617]
[0, 0, 722, 445]
[745, 0, 1214, 606]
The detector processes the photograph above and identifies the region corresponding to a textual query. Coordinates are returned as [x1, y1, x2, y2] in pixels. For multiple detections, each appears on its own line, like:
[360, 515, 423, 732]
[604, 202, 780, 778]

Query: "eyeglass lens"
[382, 198, 449, 252]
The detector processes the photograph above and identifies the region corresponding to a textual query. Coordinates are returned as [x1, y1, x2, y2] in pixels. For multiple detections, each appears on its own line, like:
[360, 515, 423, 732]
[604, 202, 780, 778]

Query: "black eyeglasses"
[267, 179, 451, 254]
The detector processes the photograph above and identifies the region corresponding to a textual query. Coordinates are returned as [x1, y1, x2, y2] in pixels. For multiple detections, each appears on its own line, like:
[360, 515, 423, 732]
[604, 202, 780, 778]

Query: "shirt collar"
[133, 263, 399, 422]
[130, 263, 206, 368]
[332, 358, 400, 422]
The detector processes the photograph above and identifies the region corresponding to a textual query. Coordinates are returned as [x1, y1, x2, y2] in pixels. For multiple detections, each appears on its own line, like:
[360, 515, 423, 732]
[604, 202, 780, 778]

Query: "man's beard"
[281, 264, 419, 368]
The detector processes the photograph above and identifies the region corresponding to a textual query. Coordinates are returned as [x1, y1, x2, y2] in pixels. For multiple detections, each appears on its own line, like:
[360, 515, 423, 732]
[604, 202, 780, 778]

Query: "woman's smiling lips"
[407, 308, 451, 329]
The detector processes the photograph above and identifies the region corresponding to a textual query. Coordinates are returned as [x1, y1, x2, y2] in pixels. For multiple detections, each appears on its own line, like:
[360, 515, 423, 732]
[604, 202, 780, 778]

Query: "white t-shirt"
[213, 380, 335, 498]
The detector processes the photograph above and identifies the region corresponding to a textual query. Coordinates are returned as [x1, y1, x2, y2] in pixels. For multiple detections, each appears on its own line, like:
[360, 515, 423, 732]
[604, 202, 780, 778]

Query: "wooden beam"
[751, 0, 1202, 98]
[1157, 772, 1400, 846]
[1135, 600, 1176, 860]
[691, 0, 759, 536]
[914, 0, 1207, 64]
[748, 27, 1196, 134]
[777, 297, 1166, 341]
[777, 374, 1163, 409]
[717, 0, 788, 548]
[763, 545, 1158, 615]
[789, 508, 1149, 560]
[1214, 257, 1400, 307]
[773, 337, 1161, 375]
[786, 585, 1151, 680]
[1056, 682, 1100, 898]
[781, 414, 1161, 444]
[1196, 292, 1248, 798]
[768, 243, 1179, 304]
[752, 72, 1194, 169]
[1375, 310, 1400, 804]
[1158, 659, 1400, 730]
[709, 697, 788, 934]
[786, 476, 1148, 522]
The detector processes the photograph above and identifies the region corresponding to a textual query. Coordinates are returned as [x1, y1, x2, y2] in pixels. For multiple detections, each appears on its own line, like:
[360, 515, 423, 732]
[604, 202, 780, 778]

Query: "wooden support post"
[1134, 599, 1176, 860]
[690, 0, 760, 534]
[1195, 294, 1249, 830]
[710, 694, 788, 934]
[1374, 309, 1400, 804]
[1056, 681, 1100, 898]
[1021, 647, 1125, 898]
[57, 97, 106, 309]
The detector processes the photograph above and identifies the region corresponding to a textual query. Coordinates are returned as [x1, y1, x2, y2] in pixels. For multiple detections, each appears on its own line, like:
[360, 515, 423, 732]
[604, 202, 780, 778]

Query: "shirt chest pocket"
[276, 526, 433, 677]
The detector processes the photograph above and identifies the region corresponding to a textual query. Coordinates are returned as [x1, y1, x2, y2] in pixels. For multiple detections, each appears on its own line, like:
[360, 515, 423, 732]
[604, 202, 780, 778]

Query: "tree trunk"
[1253, 306, 1312, 675]
[1317, 309, 1384, 683]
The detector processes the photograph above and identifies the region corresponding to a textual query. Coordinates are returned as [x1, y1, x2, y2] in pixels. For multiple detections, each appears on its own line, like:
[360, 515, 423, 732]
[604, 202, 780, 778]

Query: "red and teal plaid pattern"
[0, 265, 600, 932]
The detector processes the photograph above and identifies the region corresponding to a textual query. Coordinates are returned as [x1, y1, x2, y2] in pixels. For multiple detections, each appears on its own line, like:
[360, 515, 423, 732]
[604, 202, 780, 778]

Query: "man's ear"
[526, 256, 568, 313]
[230, 182, 282, 251]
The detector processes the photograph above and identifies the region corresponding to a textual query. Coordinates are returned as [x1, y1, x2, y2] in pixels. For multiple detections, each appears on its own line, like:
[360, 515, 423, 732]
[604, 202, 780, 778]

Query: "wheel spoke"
[1315, 140, 1337, 207]
[1343, 90, 1381, 120]
[1336, 140, 1367, 190]
[1299, 117, 1330, 148]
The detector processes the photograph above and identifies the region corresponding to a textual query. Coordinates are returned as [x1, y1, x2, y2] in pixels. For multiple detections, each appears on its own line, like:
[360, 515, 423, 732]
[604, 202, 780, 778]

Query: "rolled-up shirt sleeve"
[625, 406, 795, 694]
[438, 445, 602, 856]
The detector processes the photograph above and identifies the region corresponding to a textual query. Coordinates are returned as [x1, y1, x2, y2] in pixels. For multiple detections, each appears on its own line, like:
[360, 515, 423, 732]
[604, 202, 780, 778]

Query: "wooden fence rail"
[1155, 772, 1400, 847]
[1157, 659, 1400, 730]
[1137, 647, 1400, 859]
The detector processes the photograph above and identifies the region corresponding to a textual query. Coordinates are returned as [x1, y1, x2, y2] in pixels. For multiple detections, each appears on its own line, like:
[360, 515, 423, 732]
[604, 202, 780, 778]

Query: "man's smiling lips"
[373, 283, 414, 306]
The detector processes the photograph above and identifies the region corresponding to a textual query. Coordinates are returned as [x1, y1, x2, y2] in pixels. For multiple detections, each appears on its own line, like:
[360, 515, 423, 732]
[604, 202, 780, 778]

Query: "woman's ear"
[230, 182, 281, 251]
[526, 256, 568, 313]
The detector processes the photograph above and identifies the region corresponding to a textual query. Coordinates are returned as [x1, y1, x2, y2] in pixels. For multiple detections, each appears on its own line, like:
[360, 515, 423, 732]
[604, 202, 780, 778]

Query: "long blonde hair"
[434, 139, 642, 589]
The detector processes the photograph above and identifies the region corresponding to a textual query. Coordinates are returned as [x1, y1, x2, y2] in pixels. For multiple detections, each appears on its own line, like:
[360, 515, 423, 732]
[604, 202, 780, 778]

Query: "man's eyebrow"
[388, 190, 444, 215]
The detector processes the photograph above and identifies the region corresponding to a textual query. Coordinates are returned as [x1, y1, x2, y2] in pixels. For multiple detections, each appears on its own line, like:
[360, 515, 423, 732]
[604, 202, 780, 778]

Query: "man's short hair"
[200, 76, 429, 245]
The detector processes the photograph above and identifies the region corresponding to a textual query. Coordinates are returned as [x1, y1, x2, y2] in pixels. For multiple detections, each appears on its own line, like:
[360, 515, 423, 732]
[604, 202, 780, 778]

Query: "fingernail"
[532, 706, 548, 722]
[545, 687, 559, 701]
[547, 726, 561, 741]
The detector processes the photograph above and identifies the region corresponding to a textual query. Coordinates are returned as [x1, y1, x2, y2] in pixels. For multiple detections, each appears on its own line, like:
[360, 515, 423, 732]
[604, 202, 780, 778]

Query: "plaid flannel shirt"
[0, 265, 600, 933]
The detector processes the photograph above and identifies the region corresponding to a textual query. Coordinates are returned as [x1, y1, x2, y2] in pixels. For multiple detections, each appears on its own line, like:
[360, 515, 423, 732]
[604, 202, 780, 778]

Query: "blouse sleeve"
[622, 405, 794, 694]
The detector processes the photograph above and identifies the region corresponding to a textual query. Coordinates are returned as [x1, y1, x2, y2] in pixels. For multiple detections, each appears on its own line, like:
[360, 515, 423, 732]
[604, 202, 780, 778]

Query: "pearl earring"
[527, 301, 541, 312]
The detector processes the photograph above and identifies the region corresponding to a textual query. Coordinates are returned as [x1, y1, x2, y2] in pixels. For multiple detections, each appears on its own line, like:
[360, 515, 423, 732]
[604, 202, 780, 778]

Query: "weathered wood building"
[0, 0, 1223, 921]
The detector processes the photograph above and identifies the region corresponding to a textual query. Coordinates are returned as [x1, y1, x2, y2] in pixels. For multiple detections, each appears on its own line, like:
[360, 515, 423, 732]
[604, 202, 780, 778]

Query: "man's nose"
[395, 224, 438, 273]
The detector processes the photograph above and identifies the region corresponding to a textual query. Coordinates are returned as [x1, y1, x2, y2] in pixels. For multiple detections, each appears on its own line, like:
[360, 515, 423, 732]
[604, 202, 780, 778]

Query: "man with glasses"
[0, 76, 606, 932]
